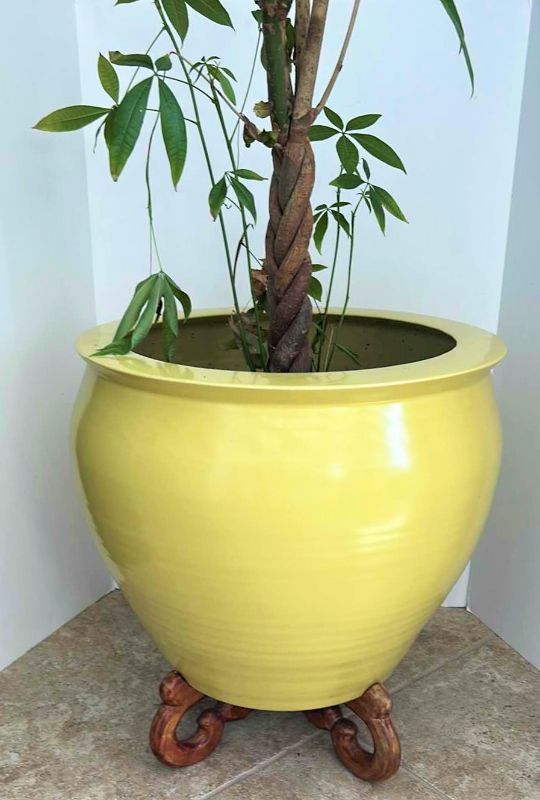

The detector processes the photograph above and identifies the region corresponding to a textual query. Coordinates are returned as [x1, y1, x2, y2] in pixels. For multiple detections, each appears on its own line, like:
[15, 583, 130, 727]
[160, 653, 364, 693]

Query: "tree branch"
[293, 0, 329, 123]
[294, 0, 310, 92]
[260, 0, 293, 132]
[313, 0, 362, 117]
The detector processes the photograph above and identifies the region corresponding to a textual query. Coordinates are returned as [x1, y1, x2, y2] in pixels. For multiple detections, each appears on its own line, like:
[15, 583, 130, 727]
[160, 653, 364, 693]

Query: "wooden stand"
[150, 672, 401, 782]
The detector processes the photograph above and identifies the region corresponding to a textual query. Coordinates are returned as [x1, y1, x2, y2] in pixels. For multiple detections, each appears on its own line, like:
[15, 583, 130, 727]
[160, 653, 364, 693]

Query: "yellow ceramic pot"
[73, 310, 505, 711]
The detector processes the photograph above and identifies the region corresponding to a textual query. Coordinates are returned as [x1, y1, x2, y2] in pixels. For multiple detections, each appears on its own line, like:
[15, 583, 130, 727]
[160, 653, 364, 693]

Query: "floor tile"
[392, 637, 540, 800]
[213, 735, 443, 800]
[386, 607, 494, 692]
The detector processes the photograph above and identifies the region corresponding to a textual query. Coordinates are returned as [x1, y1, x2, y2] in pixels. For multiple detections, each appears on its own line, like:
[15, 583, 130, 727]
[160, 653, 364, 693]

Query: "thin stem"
[316, 188, 342, 370]
[327, 206, 359, 369]
[314, 0, 362, 116]
[161, 74, 214, 101]
[127, 28, 165, 92]
[145, 114, 164, 273]
[153, 0, 255, 369]
[232, 26, 263, 160]
[211, 85, 267, 368]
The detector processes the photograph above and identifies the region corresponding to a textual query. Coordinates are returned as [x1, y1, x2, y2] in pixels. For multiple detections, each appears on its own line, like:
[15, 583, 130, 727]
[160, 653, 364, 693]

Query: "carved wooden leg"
[304, 683, 401, 782]
[149, 672, 251, 767]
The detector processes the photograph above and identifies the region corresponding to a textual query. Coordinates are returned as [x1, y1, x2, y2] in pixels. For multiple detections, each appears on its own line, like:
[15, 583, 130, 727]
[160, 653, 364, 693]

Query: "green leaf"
[437, 0, 474, 93]
[329, 173, 363, 190]
[109, 51, 154, 70]
[166, 274, 192, 318]
[131, 276, 163, 349]
[230, 177, 256, 222]
[114, 274, 159, 340]
[162, 280, 179, 361]
[34, 105, 109, 132]
[345, 114, 381, 131]
[362, 158, 370, 180]
[351, 133, 406, 172]
[331, 210, 351, 237]
[252, 9, 263, 24]
[94, 335, 132, 356]
[233, 169, 266, 181]
[98, 54, 119, 103]
[115, 0, 140, 4]
[108, 77, 153, 180]
[208, 176, 227, 219]
[311, 263, 327, 272]
[369, 187, 386, 234]
[208, 65, 236, 103]
[313, 212, 328, 254]
[155, 54, 173, 71]
[371, 186, 408, 222]
[336, 135, 359, 174]
[308, 125, 339, 142]
[308, 276, 323, 302]
[185, 0, 233, 27]
[323, 107, 344, 130]
[162, 0, 189, 41]
[158, 79, 187, 189]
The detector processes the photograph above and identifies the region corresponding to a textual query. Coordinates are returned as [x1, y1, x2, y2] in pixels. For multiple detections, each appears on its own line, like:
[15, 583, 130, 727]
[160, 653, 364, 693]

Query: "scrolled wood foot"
[304, 683, 401, 782]
[149, 672, 251, 767]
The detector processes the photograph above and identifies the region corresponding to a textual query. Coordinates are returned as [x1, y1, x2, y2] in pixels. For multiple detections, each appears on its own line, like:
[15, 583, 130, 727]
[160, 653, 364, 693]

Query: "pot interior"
[134, 313, 456, 372]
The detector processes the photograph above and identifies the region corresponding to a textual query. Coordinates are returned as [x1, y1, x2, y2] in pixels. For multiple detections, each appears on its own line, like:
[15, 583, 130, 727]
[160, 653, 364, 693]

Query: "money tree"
[35, 0, 472, 372]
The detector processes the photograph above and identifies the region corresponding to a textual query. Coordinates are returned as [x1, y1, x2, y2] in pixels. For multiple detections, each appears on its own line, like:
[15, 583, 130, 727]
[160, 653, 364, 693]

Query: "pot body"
[73, 311, 505, 710]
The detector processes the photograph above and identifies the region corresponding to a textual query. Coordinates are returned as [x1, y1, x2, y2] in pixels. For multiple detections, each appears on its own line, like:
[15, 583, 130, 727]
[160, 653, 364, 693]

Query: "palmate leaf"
[308, 276, 323, 302]
[208, 65, 236, 103]
[114, 274, 158, 340]
[330, 173, 363, 190]
[185, 0, 233, 27]
[233, 169, 266, 181]
[98, 54, 119, 103]
[313, 212, 328, 254]
[437, 0, 474, 93]
[208, 176, 227, 218]
[162, 280, 179, 361]
[108, 77, 153, 180]
[308, 125, 339, 142]
[323, 107, 344, 130]
[158, 79, 187, 189]
[368, 187, 386, 234]
[331, 210, 351, 238]
[109, 51, 154, 70]
[34, 105, 109, 132]
[351, 133, 406, 172]
[345, 114, 381, 131]
[155, 54, 173, 71]
[162, 0, 189, 41]
[131, 276, 162, 348]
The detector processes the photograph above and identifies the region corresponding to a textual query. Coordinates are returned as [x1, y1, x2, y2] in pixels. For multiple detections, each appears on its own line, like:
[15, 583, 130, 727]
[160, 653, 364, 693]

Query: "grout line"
[390, 635, 494, 696]
[401, 763, 456, 800]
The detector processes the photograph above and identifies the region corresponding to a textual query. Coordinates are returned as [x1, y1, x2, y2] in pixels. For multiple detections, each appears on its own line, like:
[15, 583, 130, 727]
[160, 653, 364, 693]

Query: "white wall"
[0, 0, 113, 670]
[75, 0, 531, 606]
[469, 0, 540, 669]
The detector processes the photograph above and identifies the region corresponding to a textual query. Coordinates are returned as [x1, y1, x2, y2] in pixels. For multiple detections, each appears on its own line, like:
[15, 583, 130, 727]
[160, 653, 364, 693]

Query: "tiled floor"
[1, 592, 538, 800]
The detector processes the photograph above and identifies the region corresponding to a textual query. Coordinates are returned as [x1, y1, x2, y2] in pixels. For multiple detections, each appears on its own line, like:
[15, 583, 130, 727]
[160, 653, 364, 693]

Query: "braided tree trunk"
[261, 0, 328, 373]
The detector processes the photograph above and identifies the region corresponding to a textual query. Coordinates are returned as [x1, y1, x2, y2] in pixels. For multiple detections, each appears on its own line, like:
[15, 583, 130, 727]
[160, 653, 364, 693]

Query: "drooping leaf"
[108, 77, 153, 180]
[351, 133, 406, 172]
[369, 187, 386, 234]
[166, 274, 192, 318]
[94, 335, 133, 356]
[155, 54, 173, 71]
[233, 168, 266, 181]
[114, 274, 159, 340]
[162, 280, 179, 361]
[323, 107, 344, 130]
[308, 276, 323, 302]
[162, 0, 189, 41]
[345, 113, 381, 131]
[109, 51, 154, 70]
[208, 175, 227, 218]
[329, 173, 363, 190]
[371, 186, 408, 222]
[230, 177, 256, 222]
[313, 212, 328, 254]
[34, 105, 109, 132]
[98, 54, 120, 103]
[336, 135, 359, 174]
[158, 79, 187, 189]
[437, 0, 474, 93]
[185, 0, 233, 27]
[131, 275, 163, 349]
[308, 125, 339, 142]
[331, 210, 351, 237]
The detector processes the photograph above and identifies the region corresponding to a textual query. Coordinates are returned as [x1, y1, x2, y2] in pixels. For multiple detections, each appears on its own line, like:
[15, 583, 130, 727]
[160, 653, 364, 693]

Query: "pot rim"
[76, 308, 506, 392]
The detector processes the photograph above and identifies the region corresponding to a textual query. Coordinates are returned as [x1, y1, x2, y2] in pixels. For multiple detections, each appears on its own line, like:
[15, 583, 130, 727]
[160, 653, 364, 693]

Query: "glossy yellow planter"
[73, 310, 505, 711]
